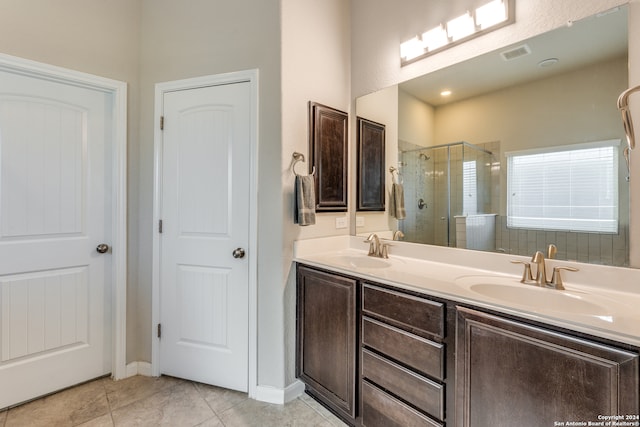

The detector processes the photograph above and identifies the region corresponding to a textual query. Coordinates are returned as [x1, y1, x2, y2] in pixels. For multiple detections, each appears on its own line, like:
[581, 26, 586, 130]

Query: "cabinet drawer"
[362, 284, 444, 339]
[362, 317, 444, 380]
[362, 349, 444, 420]
[362, 381, 443, 427]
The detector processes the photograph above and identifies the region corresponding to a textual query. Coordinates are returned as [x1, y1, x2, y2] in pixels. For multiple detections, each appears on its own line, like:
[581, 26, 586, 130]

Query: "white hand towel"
[294, 175, 316, 226]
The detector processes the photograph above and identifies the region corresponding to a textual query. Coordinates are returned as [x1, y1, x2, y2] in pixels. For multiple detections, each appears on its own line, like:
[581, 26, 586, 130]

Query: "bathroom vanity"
[294, 237, 640, 427]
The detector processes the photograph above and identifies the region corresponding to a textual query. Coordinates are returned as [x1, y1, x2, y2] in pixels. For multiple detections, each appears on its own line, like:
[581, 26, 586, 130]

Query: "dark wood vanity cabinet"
[456, 307, 640, 427]
[296, 264, 640, 427]
[361, 284, 448, 427]
[296, 265, 357, 423]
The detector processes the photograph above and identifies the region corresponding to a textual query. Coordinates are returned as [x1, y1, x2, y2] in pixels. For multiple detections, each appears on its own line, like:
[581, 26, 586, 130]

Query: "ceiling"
[399, 5, 628, 106]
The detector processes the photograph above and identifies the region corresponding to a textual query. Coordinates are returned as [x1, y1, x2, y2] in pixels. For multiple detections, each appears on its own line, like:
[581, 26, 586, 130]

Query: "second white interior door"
[159, 81, 251, 392]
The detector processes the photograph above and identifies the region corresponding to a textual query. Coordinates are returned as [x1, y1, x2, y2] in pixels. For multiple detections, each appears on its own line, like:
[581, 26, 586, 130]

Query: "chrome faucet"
[364, 233, 389, 258]
[393, 230, 405, 241]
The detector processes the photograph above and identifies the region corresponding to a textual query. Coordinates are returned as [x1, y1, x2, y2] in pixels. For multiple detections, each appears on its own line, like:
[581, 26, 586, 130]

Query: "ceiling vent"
[500, 44, 532, 61]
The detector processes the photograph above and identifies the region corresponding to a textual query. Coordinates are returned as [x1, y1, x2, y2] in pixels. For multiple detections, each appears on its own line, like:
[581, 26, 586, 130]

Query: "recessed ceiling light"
[441, 90, 452, 97]
[538, 58, 559, 68]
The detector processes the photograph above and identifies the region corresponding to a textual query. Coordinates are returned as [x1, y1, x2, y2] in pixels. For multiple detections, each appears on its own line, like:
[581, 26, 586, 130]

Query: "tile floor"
[0, 375, 348, 427]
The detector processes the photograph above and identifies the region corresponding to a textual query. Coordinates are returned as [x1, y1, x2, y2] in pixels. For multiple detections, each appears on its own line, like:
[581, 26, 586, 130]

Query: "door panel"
[177, 265, 229, 347]
[0, 97, 85, 238]
[0, 70, 111, 409]
[160, 82, 250, 392]
[1, 267, 89, 362]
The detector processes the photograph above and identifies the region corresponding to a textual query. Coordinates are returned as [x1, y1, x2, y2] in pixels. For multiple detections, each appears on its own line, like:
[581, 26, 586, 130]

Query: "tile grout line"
[298, 396, 347, 426]
[190, 380, 227, 427]
[102, 378, 116, 427]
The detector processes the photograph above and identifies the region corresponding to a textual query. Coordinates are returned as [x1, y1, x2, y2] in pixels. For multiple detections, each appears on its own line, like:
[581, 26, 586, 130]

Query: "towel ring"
[389, 166, 401, 184]
[292, 152, 316, 176]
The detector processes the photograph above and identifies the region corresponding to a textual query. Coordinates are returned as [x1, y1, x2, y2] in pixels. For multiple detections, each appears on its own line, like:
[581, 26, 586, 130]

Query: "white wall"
[281, 0, 351, 385]
[399, 90, 435, 147]
[433, 58, 627, 152]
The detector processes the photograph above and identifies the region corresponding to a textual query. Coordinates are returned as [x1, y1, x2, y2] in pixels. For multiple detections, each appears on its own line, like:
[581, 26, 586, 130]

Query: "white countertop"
[294, 236, 640, 347]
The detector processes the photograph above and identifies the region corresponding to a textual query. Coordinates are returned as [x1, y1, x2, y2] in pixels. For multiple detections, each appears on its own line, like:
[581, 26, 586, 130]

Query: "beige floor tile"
[76, 413, 115, 427]
[1, 376, 350, 427]
[111, 380, 214, 426]
[299, 394, 348, 427]
[193, 382, 249, 414]
[103, 375, 182, 411]
[5, 379, 109, 427]
[193, 415, 225, 427]
[218, 397, 331, 427]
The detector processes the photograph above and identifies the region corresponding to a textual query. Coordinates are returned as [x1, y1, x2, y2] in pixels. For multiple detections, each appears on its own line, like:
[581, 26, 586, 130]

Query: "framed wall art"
[308, 102, 349, 211]
[357, 117, 385, 211]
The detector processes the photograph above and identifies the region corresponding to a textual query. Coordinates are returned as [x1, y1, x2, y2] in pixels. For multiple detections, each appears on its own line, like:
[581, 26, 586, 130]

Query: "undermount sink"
[327, 254, 392, 269]
[455, 276, 610, 316]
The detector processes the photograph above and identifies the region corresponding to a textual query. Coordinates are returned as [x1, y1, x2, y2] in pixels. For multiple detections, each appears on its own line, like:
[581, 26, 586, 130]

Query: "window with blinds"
[463, 160, 478, 215]
[506, 140, 619, 233]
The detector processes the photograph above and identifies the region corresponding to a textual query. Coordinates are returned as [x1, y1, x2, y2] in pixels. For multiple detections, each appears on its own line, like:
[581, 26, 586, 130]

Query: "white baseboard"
[254, 380, 305, 404]
[124, 362, 153, 378]
[122, 362, 304, 405]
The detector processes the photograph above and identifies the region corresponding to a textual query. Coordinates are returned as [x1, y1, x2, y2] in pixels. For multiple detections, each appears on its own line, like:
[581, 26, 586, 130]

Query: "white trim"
[151, 70, 259, 398]
[504, 138, 621, 158]
[0, 53, 128, 381]
[254, 380, 306, 405]
[126, 362, 153, 378]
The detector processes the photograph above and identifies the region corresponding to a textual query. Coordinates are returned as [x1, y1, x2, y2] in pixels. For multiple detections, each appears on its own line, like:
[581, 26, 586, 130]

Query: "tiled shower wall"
[400, 141, 497, 247]
[494, 216, 629, 267]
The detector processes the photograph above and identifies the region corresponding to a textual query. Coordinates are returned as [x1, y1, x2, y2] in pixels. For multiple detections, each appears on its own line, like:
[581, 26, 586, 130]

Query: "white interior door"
[159, 81, 250, 392]
[0, 69, 112, 409]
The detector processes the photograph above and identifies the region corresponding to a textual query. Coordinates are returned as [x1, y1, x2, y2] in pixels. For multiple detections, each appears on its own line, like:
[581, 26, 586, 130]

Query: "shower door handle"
[418, 199, 426, 209]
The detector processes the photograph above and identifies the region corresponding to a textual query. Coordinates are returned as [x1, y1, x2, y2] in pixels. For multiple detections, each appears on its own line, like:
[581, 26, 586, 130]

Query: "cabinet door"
[297, 266, 357, 420]
[456, 307, 639, 427]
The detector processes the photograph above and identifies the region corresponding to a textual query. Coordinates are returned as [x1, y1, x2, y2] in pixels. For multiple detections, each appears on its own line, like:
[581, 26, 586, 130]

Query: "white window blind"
[506, 140, 619, 233]
[463, 160, 478, 215]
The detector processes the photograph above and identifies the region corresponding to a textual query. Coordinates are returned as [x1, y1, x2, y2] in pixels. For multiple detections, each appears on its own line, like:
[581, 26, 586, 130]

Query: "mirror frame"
[357, 117, 386, 211]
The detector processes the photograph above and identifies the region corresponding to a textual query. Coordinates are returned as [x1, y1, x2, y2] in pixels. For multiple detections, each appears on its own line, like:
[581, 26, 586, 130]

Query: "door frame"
[151, 70, 259, 397]
[0, 53, 128, 380]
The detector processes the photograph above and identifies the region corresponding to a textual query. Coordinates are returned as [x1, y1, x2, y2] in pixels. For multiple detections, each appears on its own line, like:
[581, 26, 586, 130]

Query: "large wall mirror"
[356, 6, 630, 267]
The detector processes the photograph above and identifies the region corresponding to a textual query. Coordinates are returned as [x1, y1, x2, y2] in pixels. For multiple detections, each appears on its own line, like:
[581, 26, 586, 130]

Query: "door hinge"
[159, 219, 163, 233]
[157, 323, 162, 339]
[160, 116, 164, 130]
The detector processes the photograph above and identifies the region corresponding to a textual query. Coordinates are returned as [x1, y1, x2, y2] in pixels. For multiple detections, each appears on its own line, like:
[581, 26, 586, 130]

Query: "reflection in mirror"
[356, 6, 630, 266]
